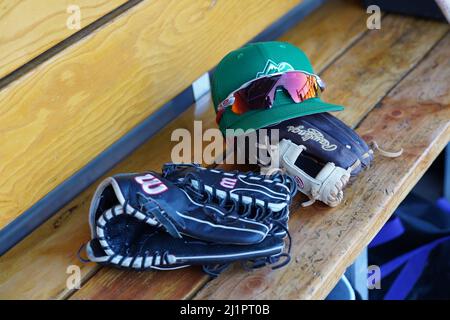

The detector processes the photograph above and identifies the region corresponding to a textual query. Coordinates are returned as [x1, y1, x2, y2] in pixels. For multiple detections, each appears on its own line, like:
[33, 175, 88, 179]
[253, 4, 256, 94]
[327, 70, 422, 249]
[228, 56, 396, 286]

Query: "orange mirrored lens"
[230, 92, 249, 114]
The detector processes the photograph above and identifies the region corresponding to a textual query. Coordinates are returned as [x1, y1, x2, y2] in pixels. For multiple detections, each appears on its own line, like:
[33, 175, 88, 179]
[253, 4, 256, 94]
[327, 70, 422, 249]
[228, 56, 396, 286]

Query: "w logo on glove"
[220, 177, 237, 189]
[135, 174, 168, 195]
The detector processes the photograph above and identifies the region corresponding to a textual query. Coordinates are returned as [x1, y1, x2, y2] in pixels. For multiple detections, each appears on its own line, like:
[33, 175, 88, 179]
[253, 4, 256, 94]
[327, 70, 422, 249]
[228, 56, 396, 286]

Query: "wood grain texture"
[0, 0, 303, 230]
[71, 267, 209, 300]
[0, 95, 216, 300]
[0, 0, 368, 300]
[320, 14, 449, 128]
[0, 0, 128, 79]
[194, 32, 450, 300]
[279, 0, 369, 71]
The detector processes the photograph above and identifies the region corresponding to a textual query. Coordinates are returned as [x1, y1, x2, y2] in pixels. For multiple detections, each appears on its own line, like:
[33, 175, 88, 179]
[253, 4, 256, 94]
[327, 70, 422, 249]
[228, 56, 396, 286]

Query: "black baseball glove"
[85, 164, 296, 275]
[254, 113, 374, 207]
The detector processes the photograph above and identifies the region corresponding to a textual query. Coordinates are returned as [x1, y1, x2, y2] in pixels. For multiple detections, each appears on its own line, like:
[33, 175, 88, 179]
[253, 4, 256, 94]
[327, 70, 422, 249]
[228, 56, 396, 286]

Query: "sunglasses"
[216, 70, 325, 124]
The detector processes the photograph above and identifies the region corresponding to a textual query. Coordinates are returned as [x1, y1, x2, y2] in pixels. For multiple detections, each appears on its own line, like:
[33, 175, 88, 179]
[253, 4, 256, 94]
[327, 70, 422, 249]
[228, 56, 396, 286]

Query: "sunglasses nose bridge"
[267, 85, 278, 105]
[278, 76, 302, 103]
[266, 74, 291, 104]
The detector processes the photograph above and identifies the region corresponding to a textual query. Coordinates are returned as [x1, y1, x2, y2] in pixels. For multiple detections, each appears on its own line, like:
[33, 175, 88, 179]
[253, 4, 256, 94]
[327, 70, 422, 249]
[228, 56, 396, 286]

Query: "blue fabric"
[436, 197, 450, 214]
[380, 235, 450, 299]
[384, 252, 428, 300]
[369, 195, 450, 300]
[369, 217, 404, 248]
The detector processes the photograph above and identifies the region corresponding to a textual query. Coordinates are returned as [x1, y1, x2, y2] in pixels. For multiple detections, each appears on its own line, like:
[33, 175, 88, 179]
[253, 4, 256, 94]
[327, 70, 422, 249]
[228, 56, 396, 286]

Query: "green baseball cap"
[211, 41, 344, 134]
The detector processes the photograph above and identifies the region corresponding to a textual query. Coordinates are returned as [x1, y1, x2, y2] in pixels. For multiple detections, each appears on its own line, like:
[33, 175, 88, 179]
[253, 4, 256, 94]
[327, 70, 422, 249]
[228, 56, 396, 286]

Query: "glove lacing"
[164, 163, 296, 274]
[176, 170, 295, 229]
[183, 171, 294, 274]
[93, 200, 175, 269]
[201, 220, 292, 278]
[169, 164, 297, 240]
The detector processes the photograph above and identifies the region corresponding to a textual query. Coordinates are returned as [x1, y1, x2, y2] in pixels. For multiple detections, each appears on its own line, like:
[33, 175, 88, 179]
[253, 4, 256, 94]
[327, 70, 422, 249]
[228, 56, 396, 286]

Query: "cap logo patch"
[256, 59, 294, 78]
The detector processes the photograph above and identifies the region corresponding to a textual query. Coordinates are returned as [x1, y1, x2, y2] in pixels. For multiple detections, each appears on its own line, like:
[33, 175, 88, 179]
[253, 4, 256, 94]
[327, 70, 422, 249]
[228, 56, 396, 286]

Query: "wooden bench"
[0, 0, 449, 299]
[0, 0, 305, 253]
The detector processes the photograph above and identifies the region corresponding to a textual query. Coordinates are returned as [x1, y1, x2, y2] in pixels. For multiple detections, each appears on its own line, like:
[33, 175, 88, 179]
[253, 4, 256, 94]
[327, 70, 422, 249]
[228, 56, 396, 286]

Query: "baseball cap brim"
[219, 96, 344, 135]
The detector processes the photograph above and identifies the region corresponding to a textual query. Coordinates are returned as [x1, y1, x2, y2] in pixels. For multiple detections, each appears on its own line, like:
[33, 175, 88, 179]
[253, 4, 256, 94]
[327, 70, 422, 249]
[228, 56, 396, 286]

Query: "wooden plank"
[0, 0, 128, 80]
[0, 0, 369, 300]
[0, 0, 304, 232]
[0, 95, 215, 300]
[320, 14, 449, 128]
[69, 267, 209, 300]
[194, 31, 450, 300]
[278, 0, 369, 70]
